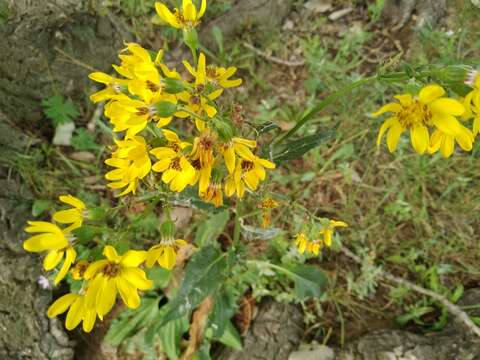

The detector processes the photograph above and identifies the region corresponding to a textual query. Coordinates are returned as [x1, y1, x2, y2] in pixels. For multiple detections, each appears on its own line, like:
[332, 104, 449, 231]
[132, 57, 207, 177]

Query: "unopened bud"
[160, 220, 176, 238]
[163, 78, 186, 94]
[154, 101, 177, 117]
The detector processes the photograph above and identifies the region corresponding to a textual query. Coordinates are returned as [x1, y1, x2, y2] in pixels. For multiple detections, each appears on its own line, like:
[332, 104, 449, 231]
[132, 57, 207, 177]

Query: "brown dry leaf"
[180, 296, 215, 360]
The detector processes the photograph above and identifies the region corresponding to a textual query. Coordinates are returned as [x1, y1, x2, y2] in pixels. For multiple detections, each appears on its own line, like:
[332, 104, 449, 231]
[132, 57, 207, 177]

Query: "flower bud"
[160, 220, 176, 238]
[183, 28, 199, 51]
[213, 119, 235, 141]
[163, 78, 186, 94]
[154, 101, 178, 117]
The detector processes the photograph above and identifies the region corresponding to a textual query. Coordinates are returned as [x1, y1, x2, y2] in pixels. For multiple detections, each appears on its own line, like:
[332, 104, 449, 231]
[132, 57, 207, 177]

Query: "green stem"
[273, 76, 378, 145]
[178, 106, 210, 122]
[233, 200, 242, 245]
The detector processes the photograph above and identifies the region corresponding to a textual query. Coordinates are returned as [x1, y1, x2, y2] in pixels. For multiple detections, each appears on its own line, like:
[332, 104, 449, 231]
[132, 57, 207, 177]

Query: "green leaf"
[158, 315, 189, 360]
[147, 267, 172, 289]
[210, 291, 236, 338]
[273, 127, 336, 164]
[212, 26, 224, 54]
[161, 246, 232, 325]
[32, 199, 52, 217]
[42, 95, 79, 127]
[155, 101, 178, 117]
[215, 321, 242, 351]
[284, 264, 327, 300]
[450, 284, 464, 303]
[71, 128, 99, 151]
[194, 211, 229, 247]
[396, 306, 434, 326]
[105, 297, 159, 346]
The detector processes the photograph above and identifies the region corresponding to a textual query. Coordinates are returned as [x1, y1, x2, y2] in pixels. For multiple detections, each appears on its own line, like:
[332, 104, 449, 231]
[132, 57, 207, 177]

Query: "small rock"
[52, 122, 75, 146]
[289, 345, 335, 360]
[304, 0, 333, 13]
[69, 151, 95, 162]
[328, 7, 353, 21]
[283, 19, 294, 30]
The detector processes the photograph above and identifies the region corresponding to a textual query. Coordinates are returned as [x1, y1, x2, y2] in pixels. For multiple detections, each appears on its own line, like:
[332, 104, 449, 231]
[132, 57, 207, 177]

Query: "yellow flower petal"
[103, 246, 120, 262]
[410, 125, 429, 154]
[120, 250, 147, 267]
[371, 103, 402, 117]
[65, 296, 85, 330]
[43, 250, 63, 271]
[418, 84, 445, 104]
[59, 195, 86, 210]
[96, 278, 117, 319]
[377, 117, 397, 146]
[47, 293, 79, 317]
[52, 209, 81, 224]
[386, 122, 404, 152]
[116, 277, 140, 309]
[123, 268, 153, 290]
[82, 309, 97, 333]
[54, 247, 77, 285]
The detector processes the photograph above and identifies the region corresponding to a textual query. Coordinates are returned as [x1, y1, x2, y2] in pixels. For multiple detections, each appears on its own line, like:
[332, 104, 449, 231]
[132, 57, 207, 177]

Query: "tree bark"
[0, 0, 130, 130]
[215, 299, 304, 360]
[0, 113, 75, 359]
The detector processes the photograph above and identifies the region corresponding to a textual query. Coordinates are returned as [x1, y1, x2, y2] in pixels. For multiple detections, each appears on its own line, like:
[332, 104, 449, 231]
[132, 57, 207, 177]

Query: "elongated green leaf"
[285, 264, 327, 300]
[105, 297, 159, 346]
[194, 211, 229, 247]
[210, 291, 236, 338]
[215, 321, 242, 350]
[159, 315, 189, 360]
[161, 246, 232, 325]
[273, 127, 336, 164]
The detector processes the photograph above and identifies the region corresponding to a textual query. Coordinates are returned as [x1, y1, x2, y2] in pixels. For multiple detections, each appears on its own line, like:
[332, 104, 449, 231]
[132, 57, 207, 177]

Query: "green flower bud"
[183, 28, 199, 51]
[154, 101, 177, 117]
[214, 119, 235, 141]
[87, 207, 106, 221]
[160, 220, 176, 238]
[163, 78, 186, 94]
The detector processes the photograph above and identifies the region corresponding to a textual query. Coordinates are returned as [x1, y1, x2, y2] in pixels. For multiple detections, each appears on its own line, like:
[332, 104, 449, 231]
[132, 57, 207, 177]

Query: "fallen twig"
[341, 246, 480, 338]
[242, 42, 305, 67]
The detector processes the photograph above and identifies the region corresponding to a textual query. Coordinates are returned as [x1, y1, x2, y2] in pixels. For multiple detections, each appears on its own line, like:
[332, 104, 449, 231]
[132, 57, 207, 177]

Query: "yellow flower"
[23, 221, 77, 284]
[177, 53, 223, 125]
[89, 72, 128, 103]
[150, 146, 196, 192]
[104, 93, 177, 136]
[71, 260, 90, 280]
[374, 84, 467, 154]
[295, 233, 308, 254]
[114, 43, 159, 80]
[146, 237, 187, 269]
[202, 182, 224, 207]
[47, 293, 97, 332]
[259, 197, 279, 228]
[84, 246, 152, 318]
[52, 195, 87, 232]
[320, 220, 348, 247]
[105, 136, 152, 196]
[189, 128, 217, 193]
[224, 156, 276, 198]
[221, 137, 257, 174]
[184, 59, 242, 90]
[155, 0, 207, 29]
[295, 233, 322, 255]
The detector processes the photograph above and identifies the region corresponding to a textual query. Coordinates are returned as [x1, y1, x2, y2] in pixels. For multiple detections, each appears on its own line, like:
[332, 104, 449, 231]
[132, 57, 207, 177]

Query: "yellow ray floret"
[52, 195, 86, 232]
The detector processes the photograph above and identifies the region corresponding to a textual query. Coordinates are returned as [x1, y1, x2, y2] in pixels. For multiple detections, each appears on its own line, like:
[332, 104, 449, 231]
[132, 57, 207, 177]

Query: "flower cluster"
[374, 84, 476, 157]
[90, 40, 275, 203]
[295, 219, 348, 255]
[23, 195, 192, 332]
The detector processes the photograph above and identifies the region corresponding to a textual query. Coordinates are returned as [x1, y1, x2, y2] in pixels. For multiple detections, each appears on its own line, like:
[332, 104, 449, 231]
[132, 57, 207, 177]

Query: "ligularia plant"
[23, 0, 480, 356]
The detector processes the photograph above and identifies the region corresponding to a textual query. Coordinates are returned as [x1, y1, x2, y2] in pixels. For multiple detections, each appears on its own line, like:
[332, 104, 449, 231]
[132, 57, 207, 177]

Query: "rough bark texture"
[216, 300, 304, 360]
[382, 0, 447, 29]
[0, 114, 75, 359]
[0, 0, 130, 130]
